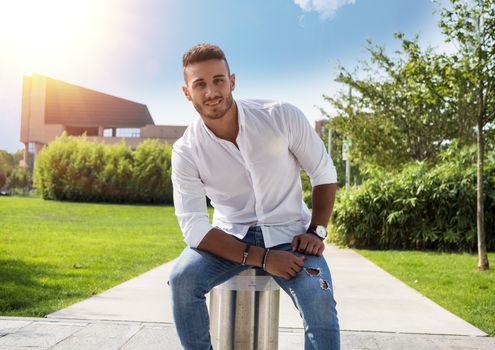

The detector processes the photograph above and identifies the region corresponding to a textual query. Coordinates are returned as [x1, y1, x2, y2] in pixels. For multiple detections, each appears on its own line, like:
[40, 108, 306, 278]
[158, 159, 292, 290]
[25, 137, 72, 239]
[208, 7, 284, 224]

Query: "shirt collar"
[199, 99, 244, 142]
[237, 99, 246, 131]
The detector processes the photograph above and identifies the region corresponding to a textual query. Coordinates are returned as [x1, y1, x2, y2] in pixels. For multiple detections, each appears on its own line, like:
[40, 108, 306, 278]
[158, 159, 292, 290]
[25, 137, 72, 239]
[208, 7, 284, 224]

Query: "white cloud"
[294, 0, 356, 20]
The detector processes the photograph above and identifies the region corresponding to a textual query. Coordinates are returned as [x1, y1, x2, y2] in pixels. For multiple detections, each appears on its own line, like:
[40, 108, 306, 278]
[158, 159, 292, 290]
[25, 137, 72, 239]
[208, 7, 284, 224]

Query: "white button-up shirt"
[172, 99, 337, 248]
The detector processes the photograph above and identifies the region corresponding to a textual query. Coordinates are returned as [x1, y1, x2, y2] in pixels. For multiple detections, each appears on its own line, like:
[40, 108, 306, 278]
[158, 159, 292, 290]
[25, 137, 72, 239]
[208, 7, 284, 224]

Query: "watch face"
[316, 225, 327, 238]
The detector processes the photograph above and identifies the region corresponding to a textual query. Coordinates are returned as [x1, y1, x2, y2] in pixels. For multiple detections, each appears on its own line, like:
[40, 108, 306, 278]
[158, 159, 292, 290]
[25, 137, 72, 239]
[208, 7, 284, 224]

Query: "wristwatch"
[307, 225, 327, 240]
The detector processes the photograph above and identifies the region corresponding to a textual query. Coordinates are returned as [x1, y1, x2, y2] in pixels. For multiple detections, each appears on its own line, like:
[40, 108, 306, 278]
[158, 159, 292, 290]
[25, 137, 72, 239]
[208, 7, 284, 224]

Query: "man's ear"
[182, 85, 192, 101]
[230, 73, 236, 91]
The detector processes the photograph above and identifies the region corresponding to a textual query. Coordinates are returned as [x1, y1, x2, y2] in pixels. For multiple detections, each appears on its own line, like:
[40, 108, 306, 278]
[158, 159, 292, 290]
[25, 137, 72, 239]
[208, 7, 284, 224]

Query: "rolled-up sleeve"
[171, 147, 213, 248]
[285, 104, 337, 186]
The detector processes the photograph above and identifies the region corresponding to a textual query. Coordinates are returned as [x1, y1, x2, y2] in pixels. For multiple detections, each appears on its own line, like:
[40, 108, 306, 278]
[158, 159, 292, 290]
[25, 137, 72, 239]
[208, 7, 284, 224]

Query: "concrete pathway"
[0, 244, 493, 349]
[47, 245, 486, 336]
[1, 316, 495, 350]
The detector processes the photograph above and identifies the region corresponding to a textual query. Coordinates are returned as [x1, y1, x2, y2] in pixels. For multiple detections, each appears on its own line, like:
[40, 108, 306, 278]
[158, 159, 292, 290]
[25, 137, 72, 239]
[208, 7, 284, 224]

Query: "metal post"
[327, 127, 332, 157]
[346, 158, 350, 193]
[342, 139, 351, 193]
[209, 269, 280, 350]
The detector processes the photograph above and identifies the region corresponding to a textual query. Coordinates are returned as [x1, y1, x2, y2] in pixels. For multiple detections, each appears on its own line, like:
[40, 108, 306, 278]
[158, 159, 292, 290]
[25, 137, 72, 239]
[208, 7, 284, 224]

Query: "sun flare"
[0, 0, 111, 75]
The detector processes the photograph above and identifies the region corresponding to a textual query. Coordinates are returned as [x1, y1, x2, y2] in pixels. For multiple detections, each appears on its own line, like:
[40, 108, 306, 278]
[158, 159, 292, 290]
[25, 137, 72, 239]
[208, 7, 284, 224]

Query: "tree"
[320, 0, 493, 270]
[439, 0, 495, 270]
[321, 36, 474, 172]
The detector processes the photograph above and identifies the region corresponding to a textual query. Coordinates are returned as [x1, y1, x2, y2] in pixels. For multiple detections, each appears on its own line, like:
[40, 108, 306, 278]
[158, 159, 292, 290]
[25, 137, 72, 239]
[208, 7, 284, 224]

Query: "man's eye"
[195, 82, 206, 88]
[214, 79, 224, 84]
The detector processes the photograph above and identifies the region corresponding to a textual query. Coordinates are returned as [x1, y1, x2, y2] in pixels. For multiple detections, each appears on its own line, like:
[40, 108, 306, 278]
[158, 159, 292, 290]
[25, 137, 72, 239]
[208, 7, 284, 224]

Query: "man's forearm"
[197, 227, 306, 280]
[310, 183, 337, 227]
[197, 228, 266, 266]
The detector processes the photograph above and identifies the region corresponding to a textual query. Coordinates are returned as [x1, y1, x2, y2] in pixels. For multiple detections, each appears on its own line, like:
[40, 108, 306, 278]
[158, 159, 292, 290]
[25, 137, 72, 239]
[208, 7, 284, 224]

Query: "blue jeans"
[168, 226, 340, 349]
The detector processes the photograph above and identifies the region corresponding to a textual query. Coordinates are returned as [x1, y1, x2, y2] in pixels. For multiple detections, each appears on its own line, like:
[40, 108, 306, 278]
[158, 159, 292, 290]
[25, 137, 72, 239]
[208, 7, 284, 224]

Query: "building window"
[28, 142, 36, 154]
[103, 128, 113, 137]
[116, 128, 140, 138]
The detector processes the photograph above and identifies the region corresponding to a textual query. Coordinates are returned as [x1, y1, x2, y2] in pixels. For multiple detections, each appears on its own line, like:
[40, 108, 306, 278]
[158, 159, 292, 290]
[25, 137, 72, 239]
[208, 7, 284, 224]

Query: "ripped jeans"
[168, 226, 340, 350]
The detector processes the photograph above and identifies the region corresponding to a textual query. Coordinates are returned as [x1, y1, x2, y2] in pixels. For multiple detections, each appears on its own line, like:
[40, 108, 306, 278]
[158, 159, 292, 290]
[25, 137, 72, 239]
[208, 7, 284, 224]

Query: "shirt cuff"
[310, 165, 338, 187]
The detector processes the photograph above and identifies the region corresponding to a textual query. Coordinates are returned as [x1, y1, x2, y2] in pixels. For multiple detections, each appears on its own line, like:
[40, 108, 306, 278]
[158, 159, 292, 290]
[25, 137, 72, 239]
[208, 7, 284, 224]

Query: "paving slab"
[49, 260, 174, 323]
[50, 323, 141, 350]
[1, 317, 495, 350]
[0, 320, 32, 337]
[326, 246, 486, 336]
[48, 244, 487, 337]
[0, 321, 84, 349]
[339, 331, 495, 350]
[119, 325, 182, 350]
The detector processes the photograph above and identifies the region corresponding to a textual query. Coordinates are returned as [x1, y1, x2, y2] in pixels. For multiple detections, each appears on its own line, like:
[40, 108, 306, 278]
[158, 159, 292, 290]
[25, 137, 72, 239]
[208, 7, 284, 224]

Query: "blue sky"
[0, 0, 453, 153]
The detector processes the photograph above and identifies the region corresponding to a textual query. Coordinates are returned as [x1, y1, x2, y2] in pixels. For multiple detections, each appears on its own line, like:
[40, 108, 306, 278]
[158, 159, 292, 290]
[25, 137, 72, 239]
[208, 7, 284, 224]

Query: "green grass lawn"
[0, 196, 186, 317]
[2, 195, 494, 337]
[355, 249, 495, 336]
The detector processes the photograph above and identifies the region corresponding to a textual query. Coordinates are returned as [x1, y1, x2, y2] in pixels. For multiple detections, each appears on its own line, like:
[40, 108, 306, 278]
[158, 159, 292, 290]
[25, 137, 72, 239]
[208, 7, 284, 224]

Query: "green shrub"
[330, 143, 495, 252]
[5, 167, 31, 193]
[33, 133, 173, 204]
[0, 149, 26, 191]
[0, 171, 6, 189]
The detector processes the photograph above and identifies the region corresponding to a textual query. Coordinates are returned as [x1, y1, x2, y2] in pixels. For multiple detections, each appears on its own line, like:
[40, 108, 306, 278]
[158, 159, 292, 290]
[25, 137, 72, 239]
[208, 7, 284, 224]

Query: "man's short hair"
[182, 43, 230, 80]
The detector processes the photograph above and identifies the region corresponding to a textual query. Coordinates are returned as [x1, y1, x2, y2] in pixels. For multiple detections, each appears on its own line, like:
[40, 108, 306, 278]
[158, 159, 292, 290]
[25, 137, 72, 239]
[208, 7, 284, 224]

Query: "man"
[169, 43, 340, 350]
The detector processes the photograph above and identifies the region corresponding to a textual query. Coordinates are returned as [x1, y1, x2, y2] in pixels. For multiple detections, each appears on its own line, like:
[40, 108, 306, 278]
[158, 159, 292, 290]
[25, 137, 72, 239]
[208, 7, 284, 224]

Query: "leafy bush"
[5, 167, 31, 194]
[33, 133, 173, 204]
[0, 149, 26, 191]
[330, 143, 495, 252]
[0, 171, 6, 189]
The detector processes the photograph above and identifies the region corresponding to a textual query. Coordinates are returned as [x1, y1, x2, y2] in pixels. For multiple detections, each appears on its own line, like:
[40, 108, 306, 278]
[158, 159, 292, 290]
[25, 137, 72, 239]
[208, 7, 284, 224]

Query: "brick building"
[20, 74, 187, 169]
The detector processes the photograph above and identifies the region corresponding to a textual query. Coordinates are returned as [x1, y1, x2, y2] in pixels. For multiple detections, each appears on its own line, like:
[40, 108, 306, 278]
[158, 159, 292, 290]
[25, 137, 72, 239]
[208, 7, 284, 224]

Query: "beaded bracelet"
[242, 244, 251, 265]
[262, 248, 270, 271]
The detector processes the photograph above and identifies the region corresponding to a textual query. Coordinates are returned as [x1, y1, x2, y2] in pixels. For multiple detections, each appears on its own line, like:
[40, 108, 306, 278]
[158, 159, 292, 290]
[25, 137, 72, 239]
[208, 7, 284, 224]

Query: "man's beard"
[193, 92, 234, 121]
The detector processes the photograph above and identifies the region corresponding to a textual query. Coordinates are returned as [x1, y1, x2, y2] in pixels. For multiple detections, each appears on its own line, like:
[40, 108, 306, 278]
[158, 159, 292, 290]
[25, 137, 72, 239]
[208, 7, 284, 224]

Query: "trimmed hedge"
[330, 144, 495, 252]
[33, 133, 173, 204]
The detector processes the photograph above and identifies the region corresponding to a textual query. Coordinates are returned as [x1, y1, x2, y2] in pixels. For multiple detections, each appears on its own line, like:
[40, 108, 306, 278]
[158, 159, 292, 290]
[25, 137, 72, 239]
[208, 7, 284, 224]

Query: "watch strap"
[306, 225, 326, 240]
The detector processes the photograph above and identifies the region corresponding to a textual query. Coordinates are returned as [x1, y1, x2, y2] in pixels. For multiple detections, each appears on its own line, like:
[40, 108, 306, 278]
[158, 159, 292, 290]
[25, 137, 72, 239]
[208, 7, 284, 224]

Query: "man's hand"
[291, 233, 325, 256]
[264, 250, 305, 280]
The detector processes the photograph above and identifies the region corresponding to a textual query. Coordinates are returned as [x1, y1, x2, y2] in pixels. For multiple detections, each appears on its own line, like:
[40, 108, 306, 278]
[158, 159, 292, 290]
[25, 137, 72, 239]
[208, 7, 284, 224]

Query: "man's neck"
[202, 101, 239, 144]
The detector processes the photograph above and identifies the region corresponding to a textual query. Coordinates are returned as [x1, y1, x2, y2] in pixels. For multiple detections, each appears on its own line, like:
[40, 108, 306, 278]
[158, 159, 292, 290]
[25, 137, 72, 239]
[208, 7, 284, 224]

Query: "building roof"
[41, 74, 154, 127]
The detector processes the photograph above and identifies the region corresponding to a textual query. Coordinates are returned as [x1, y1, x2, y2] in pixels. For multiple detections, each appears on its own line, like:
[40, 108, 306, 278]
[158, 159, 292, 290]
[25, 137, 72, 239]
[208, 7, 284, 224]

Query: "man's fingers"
[298, 240, 308, 252]
[291, 263, 303, 273]
[317, 244, 325, 256]
[311, 245, 319, 256]
[304, 242, 315, 254]
[291, 236, 300, 251]
[313, 241, 323, 255]
[294, 257, 305, 268]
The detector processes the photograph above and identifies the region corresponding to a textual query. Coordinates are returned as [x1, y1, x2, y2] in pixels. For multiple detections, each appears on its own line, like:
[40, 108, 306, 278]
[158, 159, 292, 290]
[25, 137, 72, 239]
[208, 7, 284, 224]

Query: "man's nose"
[204, 84, 217, 98]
